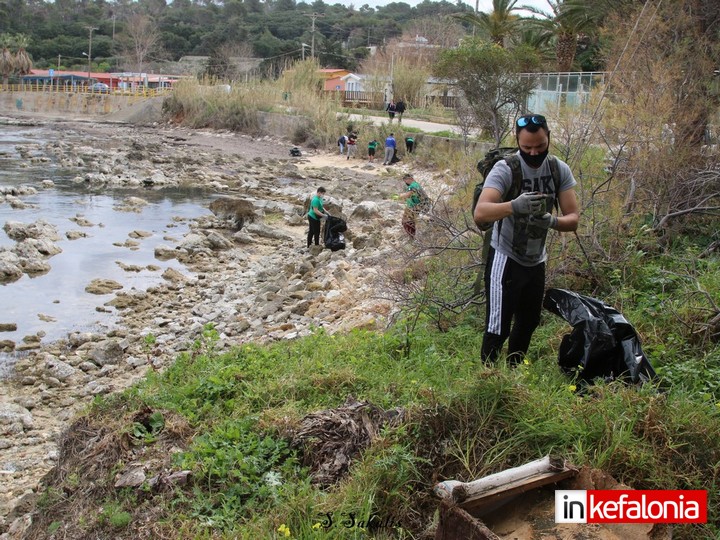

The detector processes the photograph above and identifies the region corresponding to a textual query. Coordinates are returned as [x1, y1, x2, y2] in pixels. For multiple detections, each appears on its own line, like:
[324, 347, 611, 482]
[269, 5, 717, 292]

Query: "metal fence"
[520, 72, 607, 114]
[0, 83, 170, 98]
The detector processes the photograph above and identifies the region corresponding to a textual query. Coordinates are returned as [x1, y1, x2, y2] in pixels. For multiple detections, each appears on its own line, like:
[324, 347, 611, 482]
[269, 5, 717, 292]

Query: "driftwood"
[434, 455, 577, 516]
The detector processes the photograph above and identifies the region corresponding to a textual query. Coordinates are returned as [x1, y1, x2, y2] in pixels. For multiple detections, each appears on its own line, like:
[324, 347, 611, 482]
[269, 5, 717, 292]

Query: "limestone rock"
[43, 356, 77, 382]
[245, 223, 293, 241]
[0, 403, 34, 431]
[85, 279, 123, 295]
[89, 340, 124, 366]
[351, 201, 380, 219]
[154, 244, 179, 260]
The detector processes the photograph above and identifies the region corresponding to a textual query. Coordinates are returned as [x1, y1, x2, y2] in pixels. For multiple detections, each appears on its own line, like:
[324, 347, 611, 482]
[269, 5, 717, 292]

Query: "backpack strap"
[495, 154, 524, 237]
[547, 155, 561, 213]
[503, 155, 524, 201]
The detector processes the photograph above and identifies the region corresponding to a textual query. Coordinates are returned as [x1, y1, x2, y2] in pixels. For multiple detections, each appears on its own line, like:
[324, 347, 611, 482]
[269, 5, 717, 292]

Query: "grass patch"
[23, 317, 720, 539]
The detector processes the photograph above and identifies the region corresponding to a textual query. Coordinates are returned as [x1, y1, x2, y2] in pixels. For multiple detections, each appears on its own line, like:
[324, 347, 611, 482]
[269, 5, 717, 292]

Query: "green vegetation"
[24, 288, 720, 539]
[11, 2, 720, 537]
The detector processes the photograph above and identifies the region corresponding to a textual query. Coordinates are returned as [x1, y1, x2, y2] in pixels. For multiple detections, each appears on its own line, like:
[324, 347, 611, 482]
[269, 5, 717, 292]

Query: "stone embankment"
[0, 117, 441, 534]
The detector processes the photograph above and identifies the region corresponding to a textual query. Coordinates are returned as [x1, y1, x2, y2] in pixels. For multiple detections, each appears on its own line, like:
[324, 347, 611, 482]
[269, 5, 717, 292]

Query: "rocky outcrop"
[0, 221, 62, 283]
[0, 120, 439, 534]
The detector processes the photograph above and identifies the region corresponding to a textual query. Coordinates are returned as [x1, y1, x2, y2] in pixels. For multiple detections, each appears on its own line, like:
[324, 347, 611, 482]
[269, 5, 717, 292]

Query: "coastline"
[0, 111, 421, 527]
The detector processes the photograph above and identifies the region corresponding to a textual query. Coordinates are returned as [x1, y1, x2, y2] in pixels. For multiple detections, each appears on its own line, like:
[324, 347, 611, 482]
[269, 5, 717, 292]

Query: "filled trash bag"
[543, 288, 656, 385]
[323, 215, 347, 251]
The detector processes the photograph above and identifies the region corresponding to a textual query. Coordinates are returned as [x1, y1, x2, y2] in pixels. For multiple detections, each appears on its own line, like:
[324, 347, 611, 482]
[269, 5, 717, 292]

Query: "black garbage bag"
[543, 288, 656, 385]
[323, 215, 347, 251]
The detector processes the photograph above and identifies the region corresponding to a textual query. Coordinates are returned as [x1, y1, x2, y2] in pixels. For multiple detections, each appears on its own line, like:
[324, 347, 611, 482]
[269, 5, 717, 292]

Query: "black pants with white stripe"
[481, 246, 546, 365]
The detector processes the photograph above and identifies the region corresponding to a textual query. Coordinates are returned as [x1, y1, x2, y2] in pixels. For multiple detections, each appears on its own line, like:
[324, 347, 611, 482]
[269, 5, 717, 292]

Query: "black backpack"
[471, 148, 561, 232]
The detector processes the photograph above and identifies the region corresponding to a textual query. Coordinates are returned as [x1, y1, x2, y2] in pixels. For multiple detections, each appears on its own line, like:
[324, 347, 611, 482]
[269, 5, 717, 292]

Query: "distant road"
[340, 111, 467, 135]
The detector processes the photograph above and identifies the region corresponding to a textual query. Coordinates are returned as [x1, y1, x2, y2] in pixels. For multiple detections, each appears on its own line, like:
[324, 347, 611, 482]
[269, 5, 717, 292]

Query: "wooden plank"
[458, 469, 578, 516]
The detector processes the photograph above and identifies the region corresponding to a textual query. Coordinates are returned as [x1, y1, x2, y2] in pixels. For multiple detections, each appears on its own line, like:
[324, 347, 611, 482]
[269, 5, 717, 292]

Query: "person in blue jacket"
[383, 133, 396, 165]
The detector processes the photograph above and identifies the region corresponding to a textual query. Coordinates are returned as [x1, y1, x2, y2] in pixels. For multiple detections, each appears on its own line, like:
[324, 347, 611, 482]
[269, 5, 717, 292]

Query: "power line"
[303, 12, 325, 59]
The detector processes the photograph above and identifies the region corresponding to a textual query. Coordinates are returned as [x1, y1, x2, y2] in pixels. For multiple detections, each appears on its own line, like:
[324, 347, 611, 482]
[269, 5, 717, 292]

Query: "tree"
[391, 58, 430, 109]
[13, 34, 32, 76]
[0, 34, 15, 88]
[453, 0, 522, 47]
[123, 13, 161, 73]
[519, 0, 642, 72]
[406, 16, 468, 49]
[434, 38, 539, 146]
[597, 0, 720, 233]
[519, 0, 589, 72]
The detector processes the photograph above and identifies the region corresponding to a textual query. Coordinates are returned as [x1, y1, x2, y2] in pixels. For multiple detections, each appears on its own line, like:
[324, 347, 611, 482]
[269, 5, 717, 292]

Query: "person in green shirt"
[405, 136, 414, 154]
[367, 139, 378, 163]
[307, 187, 328, 248]
[398, 173, 422, 238]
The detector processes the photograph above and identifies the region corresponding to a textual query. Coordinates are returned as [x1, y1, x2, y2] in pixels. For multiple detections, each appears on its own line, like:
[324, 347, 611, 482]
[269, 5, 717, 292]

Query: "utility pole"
[86, 26, 98, 86]
[473, 0, 479, 37]
[303, 12, 324, 59]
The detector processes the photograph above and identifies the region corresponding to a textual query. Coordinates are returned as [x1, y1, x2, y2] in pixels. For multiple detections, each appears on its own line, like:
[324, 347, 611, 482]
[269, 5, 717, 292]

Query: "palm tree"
[509, 26, 555, 67]
[0, 34, 15, 89]
[521, 0, 640, 72]
[13, 34, 33, 77]
[453, 0, 522, 48]
[520, 0, 591, 72]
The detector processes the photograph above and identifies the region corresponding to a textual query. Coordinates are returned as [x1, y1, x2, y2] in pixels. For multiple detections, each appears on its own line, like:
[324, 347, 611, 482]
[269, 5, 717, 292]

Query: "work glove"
[510, 192, 545, 215]
[528, 212, 558, 230]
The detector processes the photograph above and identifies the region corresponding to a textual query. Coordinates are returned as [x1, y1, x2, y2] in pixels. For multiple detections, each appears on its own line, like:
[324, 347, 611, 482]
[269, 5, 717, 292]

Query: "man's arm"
[554, 188, 579, 232]
[473, 187, 513, 227]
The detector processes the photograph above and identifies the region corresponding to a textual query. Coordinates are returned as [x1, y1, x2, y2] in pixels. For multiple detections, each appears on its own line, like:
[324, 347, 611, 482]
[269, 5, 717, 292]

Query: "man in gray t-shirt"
[473, 114, 580, 365]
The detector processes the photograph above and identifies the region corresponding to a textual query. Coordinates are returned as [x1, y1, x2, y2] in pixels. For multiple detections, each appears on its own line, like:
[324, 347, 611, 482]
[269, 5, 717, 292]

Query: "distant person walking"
[395, 99, 406, 123]
[383, 133, 396, 165]
[367, 139, 378, 162]
[307, 186, 328, 248]
[386, 100, 396, 123]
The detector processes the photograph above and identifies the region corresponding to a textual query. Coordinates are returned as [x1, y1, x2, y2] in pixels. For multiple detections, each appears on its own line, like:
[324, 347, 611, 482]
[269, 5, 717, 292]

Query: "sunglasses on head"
[516, 115, 547, 128]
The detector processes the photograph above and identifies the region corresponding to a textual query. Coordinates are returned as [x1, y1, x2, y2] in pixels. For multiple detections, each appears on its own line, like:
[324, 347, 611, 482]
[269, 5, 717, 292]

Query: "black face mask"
[518, 131, 550, 168]
[519, 148, 549, 168]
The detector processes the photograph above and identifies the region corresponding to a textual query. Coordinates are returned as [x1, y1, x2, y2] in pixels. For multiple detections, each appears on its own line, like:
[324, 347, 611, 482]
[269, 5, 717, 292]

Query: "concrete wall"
[0, 91, 143, 117]
[409, 133, 494, 157]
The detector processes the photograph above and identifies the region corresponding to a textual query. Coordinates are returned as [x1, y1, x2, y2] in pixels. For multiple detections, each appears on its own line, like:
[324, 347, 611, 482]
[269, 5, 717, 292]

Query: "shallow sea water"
[0, 123, 214, 375]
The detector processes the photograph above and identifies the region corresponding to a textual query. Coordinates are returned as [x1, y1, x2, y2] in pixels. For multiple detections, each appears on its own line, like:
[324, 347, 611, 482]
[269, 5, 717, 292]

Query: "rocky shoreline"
[0, 116, 436, 531]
